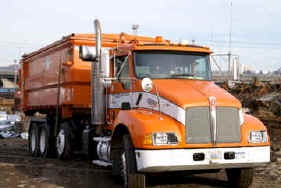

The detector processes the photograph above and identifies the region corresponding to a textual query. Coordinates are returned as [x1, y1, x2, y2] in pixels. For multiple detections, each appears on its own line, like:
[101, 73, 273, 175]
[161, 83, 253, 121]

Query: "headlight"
[248, 131, 268, 143]
[239, 109, 244, 125]
[152, 132, 178, 146]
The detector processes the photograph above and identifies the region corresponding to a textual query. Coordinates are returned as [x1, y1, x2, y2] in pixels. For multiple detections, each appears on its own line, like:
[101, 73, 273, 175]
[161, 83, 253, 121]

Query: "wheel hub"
[39, 129, 46, 153]
[56, 129, 65, 155]
[31, 128, 36, 152]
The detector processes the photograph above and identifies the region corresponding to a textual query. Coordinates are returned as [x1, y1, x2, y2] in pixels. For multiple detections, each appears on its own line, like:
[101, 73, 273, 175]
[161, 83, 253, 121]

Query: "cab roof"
[22, 33, 211, 60]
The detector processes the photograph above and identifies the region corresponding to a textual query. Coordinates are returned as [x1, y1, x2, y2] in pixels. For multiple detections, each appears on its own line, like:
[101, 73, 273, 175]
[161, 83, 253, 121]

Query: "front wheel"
[120, 135, 136, 187]
[120, 135, 145, 188]
[226, 168, 254, 188]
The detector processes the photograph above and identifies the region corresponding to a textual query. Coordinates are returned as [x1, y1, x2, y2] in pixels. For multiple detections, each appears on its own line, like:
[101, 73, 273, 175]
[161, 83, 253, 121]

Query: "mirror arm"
[153, 83, 163, 120]
[115, 56, 129, 78]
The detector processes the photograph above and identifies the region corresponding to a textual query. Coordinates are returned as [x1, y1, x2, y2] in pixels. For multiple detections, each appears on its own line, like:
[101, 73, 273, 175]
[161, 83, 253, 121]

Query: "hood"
[153, 79, 241, 109]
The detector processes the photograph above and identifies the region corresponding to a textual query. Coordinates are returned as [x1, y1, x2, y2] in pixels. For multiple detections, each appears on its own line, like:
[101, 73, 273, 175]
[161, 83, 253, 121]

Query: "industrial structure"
[0, 65, 18, 112]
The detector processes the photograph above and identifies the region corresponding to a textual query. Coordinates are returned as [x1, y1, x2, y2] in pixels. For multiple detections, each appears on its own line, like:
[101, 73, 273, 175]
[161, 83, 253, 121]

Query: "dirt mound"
[221, 81, 281, 122]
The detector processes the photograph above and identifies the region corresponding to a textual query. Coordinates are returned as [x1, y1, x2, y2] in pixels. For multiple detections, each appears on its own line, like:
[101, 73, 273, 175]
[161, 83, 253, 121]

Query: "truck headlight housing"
[248, 130, 268, 143]
[152, 132, 178, 146]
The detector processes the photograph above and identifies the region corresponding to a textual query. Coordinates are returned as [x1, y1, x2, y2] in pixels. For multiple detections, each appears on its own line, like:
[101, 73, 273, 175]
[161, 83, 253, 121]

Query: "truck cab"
[101, 42, 270, 187]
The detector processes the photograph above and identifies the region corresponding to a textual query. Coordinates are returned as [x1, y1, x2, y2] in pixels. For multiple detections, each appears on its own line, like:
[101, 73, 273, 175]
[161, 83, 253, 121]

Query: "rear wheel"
[56, 122, 72, 159]
[28, 123, 39, 157]
[226, 168, 254, 188]
[39, 124, 52, 158]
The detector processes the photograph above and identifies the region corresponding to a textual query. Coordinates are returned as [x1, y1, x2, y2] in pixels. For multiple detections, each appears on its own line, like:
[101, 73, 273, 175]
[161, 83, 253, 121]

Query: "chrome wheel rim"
[31, 128, 36, 152]
[56, 129, 65, 156]
[39, 129, 46, 154]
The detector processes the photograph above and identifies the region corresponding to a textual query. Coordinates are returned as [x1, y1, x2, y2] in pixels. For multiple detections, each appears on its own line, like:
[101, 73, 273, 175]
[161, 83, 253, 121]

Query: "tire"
[39, 124, 52, 158]
[120, 134, 140, 188]
[226, 168, 254, 188]
[28, 123, 39, 157]
[56, 122, 72, 159]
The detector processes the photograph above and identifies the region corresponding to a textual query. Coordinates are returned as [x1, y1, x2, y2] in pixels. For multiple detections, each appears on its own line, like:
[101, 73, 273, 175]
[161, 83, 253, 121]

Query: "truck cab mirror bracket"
[115, 56, 129, 79]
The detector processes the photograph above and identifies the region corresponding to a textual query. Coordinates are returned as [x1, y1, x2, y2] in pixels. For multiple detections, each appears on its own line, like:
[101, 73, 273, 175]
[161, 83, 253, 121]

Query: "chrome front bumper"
[135, 146, 270, 172]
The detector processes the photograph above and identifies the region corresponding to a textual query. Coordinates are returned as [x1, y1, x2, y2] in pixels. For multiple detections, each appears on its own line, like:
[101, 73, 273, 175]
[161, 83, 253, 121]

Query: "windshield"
[134, 51, 211, 80]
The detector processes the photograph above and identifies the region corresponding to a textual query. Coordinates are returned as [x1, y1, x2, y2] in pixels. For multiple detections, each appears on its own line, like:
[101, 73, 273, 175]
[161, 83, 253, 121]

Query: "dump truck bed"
[20, 34, 93, 114]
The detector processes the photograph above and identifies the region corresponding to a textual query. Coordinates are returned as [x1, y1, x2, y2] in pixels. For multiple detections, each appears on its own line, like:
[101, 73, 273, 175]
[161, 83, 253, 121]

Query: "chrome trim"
[109, 92, 186, 125]
[95, 136, 111, 162]
[209, 96, 217, 145]
[138, 162, 269, 172]
[91, 19, 105, 125]
[135, 146, 270, 172]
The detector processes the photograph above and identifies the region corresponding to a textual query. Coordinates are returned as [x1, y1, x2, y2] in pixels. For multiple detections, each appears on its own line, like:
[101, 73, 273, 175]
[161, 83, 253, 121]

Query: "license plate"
[210, 150, 222, 161]
[235, 151, 246, 159]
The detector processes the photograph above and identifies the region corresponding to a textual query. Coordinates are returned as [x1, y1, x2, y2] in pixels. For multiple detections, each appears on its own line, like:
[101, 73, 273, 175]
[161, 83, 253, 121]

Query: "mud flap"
[128, 173, 145, 188]
[82, 127, 96, 159]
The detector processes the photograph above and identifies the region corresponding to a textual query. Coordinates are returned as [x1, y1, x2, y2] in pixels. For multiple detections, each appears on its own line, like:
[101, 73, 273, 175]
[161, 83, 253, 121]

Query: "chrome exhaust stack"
[91, 19, 105, 125]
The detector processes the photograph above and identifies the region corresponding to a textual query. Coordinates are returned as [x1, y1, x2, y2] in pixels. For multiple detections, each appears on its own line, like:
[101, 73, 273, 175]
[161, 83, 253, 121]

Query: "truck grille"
[185, 107, 240, 144]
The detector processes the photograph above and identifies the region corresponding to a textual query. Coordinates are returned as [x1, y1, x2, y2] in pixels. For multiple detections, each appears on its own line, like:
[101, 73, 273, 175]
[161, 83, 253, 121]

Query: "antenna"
[132, 24, 139, 35]
[191, 39, 195, 45]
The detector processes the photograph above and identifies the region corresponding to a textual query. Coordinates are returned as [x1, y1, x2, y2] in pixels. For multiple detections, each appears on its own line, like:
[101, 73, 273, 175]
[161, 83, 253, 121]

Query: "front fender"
[240, 114, 270, 146]
[113, 109, 183, 149]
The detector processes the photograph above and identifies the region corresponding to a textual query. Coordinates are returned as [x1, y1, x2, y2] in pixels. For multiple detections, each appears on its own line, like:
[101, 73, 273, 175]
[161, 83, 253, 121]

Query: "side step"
[92, 160, 112, 167]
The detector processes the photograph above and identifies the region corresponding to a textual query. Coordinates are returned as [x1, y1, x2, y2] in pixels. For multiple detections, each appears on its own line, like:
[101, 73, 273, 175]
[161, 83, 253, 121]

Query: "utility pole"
[13, 59, 17, 84]
[228, 1, 233, 74]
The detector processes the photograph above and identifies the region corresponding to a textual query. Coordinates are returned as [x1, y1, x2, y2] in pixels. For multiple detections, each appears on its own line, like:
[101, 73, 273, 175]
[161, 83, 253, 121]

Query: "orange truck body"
[20, 30, 270, 187]
[20, 34, 176, 115]
[21, 34, 92, 114]
[20, 34, 211, 114]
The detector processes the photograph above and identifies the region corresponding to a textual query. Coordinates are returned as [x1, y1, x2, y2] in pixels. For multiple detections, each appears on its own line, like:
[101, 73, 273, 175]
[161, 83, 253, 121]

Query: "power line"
[208, 45, 281, 49]
[0, 40, 33, 45]
[200, 40, 281, 49]
[205, 39, 281, 46]
[0, 38, 281, 51]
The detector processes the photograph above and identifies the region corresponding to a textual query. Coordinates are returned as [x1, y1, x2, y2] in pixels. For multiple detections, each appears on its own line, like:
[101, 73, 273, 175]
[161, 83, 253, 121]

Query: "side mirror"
[141, 77, 153, 92]
[79, 46, 96, 61]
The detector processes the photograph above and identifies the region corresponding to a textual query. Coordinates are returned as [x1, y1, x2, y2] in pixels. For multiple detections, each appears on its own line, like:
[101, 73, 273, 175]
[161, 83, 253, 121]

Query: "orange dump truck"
[20, 20, 270, 187]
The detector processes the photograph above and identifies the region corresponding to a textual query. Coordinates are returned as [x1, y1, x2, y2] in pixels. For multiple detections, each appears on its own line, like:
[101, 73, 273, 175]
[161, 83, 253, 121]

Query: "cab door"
[106, 51, 136, 124]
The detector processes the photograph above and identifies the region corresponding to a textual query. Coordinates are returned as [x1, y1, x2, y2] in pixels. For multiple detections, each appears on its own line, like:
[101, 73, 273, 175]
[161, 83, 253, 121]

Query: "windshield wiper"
[170, 73, 194, 77]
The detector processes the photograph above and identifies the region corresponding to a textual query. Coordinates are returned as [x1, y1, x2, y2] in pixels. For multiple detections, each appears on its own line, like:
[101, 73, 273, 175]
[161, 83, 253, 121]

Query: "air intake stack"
[91, 19, 105, 126]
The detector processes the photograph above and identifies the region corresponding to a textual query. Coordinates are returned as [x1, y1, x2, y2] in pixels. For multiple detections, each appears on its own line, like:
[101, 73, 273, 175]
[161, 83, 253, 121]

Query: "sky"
[1, 0, 281, 72]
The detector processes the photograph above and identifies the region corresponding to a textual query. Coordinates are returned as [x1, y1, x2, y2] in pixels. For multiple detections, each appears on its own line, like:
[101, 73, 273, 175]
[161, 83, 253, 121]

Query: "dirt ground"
[0, 119, 280, 188]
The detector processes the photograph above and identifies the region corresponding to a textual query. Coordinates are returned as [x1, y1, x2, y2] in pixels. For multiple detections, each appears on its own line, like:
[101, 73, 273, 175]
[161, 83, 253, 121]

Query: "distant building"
[0, 64, 18, 83]
[0, 65, 19, 112]
[240, 64, 254, 74]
